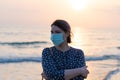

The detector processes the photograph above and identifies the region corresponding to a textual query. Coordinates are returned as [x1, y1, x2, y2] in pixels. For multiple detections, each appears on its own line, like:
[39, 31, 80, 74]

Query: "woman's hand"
[79, 66, 89, 78]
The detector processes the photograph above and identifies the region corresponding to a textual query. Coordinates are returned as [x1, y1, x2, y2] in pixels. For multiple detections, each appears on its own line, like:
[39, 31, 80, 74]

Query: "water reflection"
[70, 27, 84, 48]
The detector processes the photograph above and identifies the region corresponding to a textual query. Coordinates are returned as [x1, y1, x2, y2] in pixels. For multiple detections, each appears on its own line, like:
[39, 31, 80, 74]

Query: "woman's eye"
[51, 31, 53, 34]
[55, 31, 62, 33]
[56, 32, 61, 33]
[51, 30, 62, 34]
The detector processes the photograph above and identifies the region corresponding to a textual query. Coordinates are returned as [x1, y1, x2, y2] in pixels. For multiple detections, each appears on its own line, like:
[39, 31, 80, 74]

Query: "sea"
[0, 26, 120, 80]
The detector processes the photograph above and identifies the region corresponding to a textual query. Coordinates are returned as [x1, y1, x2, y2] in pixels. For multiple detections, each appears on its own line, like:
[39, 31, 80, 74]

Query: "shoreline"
[0, 59, 119, 80]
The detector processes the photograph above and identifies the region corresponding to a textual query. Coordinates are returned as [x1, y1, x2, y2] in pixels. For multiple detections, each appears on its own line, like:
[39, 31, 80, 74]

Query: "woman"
[42, 19, 89, 80]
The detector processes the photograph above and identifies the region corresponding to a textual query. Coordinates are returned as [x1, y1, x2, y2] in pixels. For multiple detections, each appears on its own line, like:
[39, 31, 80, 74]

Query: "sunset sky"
[0, 0, 120, 28]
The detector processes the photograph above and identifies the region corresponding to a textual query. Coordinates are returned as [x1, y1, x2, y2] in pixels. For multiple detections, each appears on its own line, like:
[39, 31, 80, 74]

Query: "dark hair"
[51, 19, 72, 43]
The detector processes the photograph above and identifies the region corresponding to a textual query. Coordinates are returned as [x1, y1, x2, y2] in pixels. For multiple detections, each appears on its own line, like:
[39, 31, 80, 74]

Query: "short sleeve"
[42, 48, 65, 80]
[75, 49, 86, 67]
[71, 49, 86, 80]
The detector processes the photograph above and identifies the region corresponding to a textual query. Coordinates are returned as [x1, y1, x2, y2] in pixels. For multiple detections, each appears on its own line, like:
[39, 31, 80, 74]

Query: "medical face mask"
[50, 33, 64, 46]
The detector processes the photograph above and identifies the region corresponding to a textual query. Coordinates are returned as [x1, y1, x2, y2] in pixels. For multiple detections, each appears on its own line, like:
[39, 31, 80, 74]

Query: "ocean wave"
[0, 41, 48, 48]
[0, 55, 120, 64]
[117, 46, 120, 49]
[0, 57, 41, 64]
[103, 68, 120, 80]
[0, 41, 47, 45]
[86, 55, 120, 61]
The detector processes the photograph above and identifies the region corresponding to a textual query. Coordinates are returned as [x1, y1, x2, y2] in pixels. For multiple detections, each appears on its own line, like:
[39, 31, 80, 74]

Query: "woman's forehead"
[51, 25, 62, 31]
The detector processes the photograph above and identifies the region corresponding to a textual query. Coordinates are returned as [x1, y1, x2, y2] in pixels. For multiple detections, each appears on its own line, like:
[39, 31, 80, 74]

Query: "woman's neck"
[55, 42, 70, 52]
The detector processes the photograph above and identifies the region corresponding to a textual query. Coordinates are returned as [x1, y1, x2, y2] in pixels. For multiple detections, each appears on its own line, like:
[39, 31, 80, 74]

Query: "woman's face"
[51, 25, 69, 41]
[51, 25, 64, 34]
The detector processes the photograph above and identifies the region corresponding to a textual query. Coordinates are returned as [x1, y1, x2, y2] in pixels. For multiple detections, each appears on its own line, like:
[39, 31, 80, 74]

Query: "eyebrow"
[51, 30, 62, 33]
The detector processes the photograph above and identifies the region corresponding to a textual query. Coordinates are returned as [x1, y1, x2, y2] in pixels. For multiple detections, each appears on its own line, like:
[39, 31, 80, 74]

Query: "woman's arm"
[42, 48, 89, 80]
[73, 49, 89, 79]
[64, 66, 88, 80]
[42, 48, 64, 80]
[41, 66, 88, 80]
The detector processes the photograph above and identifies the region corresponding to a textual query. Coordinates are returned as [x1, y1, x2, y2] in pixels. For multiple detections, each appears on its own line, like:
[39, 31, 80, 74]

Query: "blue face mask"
[50, 33, 64, 46]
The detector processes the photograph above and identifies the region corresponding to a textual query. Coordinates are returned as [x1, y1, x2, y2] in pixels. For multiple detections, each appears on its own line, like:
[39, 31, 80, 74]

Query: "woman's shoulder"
[43, 47, 49, 51]
[42, 46, 54, 55]
[70, 47, 85, 57]
[42, 47, 50, 55]
[71, 47, 84, 53]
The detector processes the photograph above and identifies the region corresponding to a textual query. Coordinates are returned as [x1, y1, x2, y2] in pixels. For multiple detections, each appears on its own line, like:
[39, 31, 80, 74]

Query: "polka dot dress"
[42, 46, 86, 80]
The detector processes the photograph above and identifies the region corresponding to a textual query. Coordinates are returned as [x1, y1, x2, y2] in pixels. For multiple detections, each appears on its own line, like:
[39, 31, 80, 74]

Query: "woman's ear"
[66, 32, 70, 37]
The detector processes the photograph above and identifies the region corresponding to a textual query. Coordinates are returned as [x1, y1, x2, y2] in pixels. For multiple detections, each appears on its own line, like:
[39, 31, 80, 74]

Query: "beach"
[0, 26, 120, 80]
[0, 60, 119, 80]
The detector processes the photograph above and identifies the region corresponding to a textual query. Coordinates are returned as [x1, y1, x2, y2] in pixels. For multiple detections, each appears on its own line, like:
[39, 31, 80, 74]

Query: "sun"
[69, 0, 89, 11]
